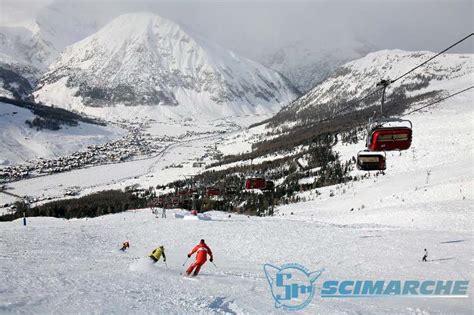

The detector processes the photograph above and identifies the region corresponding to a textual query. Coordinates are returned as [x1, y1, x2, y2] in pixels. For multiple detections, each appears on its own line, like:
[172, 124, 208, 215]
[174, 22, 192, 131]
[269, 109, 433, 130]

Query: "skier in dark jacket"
[120, 241, 130, 251]
[422, 248, 428, 262]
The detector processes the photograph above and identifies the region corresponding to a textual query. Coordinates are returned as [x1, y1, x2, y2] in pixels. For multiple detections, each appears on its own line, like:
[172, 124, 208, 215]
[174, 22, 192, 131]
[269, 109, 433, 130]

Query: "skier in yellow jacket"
[149, 245, 166, 263]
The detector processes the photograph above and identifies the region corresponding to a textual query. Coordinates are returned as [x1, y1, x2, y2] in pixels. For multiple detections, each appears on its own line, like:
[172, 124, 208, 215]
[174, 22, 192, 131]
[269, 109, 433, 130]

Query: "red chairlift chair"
[366, 118, 412, 152]
[245, 178, 266, 190]
[245, 178, 274, 191]
[206, 187, 221, 197]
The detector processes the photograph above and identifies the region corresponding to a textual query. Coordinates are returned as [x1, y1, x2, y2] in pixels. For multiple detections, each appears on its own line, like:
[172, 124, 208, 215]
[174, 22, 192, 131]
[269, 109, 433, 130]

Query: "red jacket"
[189, 243, 213, 264]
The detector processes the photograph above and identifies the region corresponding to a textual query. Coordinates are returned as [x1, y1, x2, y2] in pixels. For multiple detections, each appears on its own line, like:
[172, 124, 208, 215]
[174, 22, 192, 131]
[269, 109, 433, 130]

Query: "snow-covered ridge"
[33, 12, 299, 120]
[273, 50, 473, 126]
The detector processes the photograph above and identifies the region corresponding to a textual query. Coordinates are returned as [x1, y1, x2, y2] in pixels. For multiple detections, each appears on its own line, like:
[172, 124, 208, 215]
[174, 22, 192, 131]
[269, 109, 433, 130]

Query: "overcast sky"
[0, 0, 472, 58]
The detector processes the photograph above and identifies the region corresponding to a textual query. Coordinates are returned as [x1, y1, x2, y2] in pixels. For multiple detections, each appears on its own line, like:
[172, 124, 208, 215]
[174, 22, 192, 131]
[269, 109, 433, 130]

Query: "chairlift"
[245, 178, 274, 191]
[206, 187, 221, 197]
[356, 151, 386, 171]
[366, 118, 412, 152]
[245, 178, 266, 190]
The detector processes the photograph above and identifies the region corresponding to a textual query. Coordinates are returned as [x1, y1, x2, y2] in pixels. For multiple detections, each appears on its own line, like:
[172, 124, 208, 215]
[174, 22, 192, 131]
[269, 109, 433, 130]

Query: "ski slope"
[0, 207, 471, 314]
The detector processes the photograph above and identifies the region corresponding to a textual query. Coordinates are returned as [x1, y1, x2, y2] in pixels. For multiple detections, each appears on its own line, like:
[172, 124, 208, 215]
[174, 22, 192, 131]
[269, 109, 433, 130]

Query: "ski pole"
[211, 261, 217, 268]
[182, 257, 189, 266]
[164, 261, 168, 268]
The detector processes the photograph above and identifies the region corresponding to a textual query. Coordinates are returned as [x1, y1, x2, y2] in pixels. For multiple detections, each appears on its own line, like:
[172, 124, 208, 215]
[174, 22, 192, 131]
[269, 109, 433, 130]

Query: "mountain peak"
[33, 12, 299, 120]
[97, 11, 177, 34]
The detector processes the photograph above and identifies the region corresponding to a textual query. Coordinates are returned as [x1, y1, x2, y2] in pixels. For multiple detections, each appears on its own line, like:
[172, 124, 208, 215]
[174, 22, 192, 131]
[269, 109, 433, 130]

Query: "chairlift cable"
[317, 33, 473, 124]
[400, 86, 474, 117]
[390, 33, 473, 84]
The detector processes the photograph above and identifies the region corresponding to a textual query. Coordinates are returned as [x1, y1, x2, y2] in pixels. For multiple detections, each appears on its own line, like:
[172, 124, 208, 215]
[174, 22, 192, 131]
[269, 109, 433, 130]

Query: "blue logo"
[263, 263, 323, 311]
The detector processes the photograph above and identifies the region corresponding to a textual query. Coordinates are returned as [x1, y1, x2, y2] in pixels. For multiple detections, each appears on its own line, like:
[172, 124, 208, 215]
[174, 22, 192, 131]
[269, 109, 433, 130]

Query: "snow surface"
[1, 204, 472, 314]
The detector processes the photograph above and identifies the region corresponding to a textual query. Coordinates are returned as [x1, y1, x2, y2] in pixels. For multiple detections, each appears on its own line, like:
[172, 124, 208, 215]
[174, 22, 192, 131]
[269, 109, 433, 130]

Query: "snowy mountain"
[270, 50, 474, 126]
[0, 26, 41, 99]
[261, 39, 376, 93]
[0, 100, 123, 166]
[33, 13, 299, 120]
[0, 1, 115, 100]
[0, 19, 89, 99]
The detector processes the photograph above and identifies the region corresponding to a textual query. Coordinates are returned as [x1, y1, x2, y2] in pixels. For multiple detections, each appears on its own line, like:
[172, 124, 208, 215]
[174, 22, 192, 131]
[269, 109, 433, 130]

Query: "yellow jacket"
[149, 247, 166, 261]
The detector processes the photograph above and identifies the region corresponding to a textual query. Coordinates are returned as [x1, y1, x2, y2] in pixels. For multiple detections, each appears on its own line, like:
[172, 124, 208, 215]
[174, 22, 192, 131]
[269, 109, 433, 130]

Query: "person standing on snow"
[186, 239, 213, 276]
[422, 248, 428, 262]
[162, 208, 167, 219]
[149, 245, 166, 263]
[120, 241, 130, 251]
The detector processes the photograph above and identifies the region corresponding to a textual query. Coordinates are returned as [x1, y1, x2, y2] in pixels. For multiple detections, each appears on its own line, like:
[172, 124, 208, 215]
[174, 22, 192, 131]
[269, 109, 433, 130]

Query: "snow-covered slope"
[0, 102, 124, 165]
[280, 86, 473, 229]
[0, 25, 45, 73]
[1, 186, 472, 313]
[261, 39, 375, 93]
[272, 50, 473, 126]
[33, 12, 299, 120]
[0, 26, 42, 99]
[0, 0, 112, 72]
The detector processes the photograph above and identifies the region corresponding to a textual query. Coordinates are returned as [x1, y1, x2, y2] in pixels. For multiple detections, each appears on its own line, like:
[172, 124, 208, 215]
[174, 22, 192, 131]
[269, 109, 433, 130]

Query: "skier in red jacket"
[186, 239, 213, 276]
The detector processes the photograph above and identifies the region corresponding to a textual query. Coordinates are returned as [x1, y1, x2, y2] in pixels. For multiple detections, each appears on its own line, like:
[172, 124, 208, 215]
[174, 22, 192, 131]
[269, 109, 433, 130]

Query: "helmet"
[200, 239, 205, 243]
[160, 245, 164, 249]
